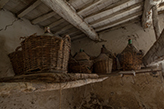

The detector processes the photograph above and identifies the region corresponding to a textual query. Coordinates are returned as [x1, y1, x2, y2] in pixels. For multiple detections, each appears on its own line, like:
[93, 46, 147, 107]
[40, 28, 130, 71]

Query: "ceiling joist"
[32, 11, 56, 24]
[41, 0, 100, 41]
[84, 0, 131, 21]
[48, 19, 64, 28]
[90, 2, 143, 26]
[55, 25, 73, 35]
[18, 0, 41, 18]
[95, 11, 142, 32]
[0, 0, 9, 9]
[77, 0, 103, 15]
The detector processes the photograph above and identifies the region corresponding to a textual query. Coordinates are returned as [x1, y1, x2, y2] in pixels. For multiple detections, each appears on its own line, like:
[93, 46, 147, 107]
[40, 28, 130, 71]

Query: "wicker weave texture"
[8, 46, 24, 75]
[21, 34, 71, 74]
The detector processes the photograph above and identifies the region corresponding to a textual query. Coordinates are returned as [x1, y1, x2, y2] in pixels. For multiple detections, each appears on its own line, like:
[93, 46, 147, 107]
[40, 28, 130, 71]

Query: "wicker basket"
[68, 50, 93, 73]
[120, 39, 143, 71]
[21, 34, 71, 74]
[8, 46, 24, 75]
[94, 53, 113, 74]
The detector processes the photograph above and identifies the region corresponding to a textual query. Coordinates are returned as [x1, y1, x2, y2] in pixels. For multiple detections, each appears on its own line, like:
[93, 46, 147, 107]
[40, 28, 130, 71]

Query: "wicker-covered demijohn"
[120, 39, 143, 71]
[21, 28, 71, 74]
[94, 53, 113, 74]
[68, 50, 93, 73]
[8, 46, 24, 75]
[100, 45, 118, 71]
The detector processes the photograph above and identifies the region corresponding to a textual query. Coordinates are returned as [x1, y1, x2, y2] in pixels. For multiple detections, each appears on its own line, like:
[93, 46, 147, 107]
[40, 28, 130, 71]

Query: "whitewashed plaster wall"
[0, 9, 44, 77]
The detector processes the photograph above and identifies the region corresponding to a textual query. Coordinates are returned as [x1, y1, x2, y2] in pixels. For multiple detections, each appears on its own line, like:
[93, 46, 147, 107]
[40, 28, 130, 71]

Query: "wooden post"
[152, 5, 161, 39]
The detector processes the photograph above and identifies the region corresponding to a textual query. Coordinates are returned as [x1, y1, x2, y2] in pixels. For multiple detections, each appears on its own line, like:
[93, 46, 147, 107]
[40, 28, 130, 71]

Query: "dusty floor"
[1, 72, 164, 109]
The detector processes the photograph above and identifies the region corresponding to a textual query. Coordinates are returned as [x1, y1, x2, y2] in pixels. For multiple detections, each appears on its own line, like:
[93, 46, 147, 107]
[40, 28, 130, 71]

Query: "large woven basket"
[94, 53, 113, 73]
[8, 46, 24, 75]
[21, 34, 71, 74]
[120, 41, 143, 71]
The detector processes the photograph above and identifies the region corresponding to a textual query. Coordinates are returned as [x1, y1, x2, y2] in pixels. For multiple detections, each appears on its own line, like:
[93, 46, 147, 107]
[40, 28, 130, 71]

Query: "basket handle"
[15, 46, 22, 51]
[63, 35, 71, 43]
[19, 33, 37, 40]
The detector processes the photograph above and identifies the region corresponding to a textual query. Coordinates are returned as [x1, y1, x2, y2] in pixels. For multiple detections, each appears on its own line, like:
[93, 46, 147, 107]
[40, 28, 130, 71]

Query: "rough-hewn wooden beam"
[41, 0, 99, 41]
[0, 73, 108, 95]
[152, 5, 161, 39]
[32, 11, 56, 24]
[0, 0, 9, 9]
[84, 0, 131, 21]
[77, 0, 103, 15]
[95, 11, 142, 32]
[90, 2, 142, 26]
[143, 29, 164, 65]
[142, 0, 161, 29]
[18, 0, 41, 18]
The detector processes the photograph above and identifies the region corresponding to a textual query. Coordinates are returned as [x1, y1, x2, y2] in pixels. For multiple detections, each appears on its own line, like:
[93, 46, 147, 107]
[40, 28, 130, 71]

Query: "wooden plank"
[0, 77, 107, 95]
[152, 5, 161, 39]
[95, 11, 142, 32]
[0, 0, 9, 9]
[0, 73, 108, 95]
[32, 11, 56, 24]
[77, 0, 103, 15]
[119, 66, 161, 76]
[90, 2, 142, 26]
[84, 0, 131, 21]
[143, 29, 164, 65]
[55, 25, 73, 35]
[48, 19, 65, 28]
[18, 0, 41, 18]
[41, 0, 99, 41]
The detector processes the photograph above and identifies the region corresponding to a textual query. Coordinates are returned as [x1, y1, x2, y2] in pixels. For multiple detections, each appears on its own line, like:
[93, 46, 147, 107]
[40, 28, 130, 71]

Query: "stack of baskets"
[8, 28, 71, 75]
[120, 39, 143, 71]
[68, 50, 93, 73]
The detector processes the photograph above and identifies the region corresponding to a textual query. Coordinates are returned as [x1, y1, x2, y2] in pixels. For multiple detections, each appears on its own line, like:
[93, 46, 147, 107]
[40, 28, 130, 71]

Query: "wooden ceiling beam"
[90, 2, 142, 26]
[41, 0, 100, 41]
[152, 5, 161, 39]
[142, 0, 160, 29]
[77, 0, 103, 15]
[84, 0, 131, 21]
[48, 19, 64, 28]
[18, 0, 41, 18]
[55, 25, 73, 35]
[95, 11, 142, 32]
[0, 0, 9, 9]
[143, 29, 164, 65]
[71, 34, 86, 41]
[32, 11, 56, 24]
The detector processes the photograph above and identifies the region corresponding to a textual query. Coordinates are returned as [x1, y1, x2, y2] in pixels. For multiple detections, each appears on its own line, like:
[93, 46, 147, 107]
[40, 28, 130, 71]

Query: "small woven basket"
[21, 34, 71, 74]
[8, 46, 24, 75]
